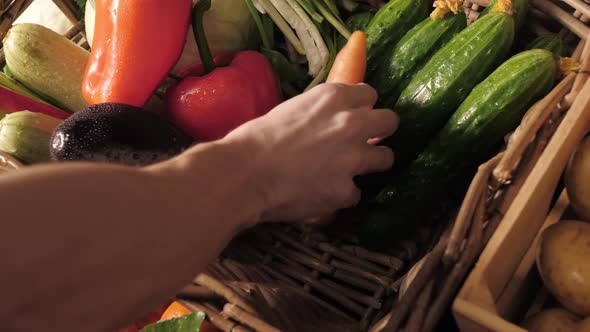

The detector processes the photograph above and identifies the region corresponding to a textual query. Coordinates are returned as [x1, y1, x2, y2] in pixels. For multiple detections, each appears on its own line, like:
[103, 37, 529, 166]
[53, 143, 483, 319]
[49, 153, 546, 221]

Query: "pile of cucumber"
[350, 0, 569, 248]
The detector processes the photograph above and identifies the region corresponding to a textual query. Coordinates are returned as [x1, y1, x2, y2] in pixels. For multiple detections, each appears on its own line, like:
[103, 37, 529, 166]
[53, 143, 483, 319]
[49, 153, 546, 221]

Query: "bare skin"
[0, 83, 398, 332]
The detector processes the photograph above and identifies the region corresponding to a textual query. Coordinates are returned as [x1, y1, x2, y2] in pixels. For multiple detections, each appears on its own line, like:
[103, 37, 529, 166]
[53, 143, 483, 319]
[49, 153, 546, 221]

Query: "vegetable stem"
[256, 0, 307, 55]
[295, 0, 324, 23]
[192, 0, 217, 74]
[304, 57, 333, 91]
[313, 0, 351, 38]
[244, 0, 273, 49]
[322, 0, 340, 18]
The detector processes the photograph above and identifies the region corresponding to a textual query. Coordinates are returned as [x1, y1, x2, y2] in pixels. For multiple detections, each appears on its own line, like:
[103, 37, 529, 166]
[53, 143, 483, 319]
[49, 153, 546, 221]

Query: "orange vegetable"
[82, 0, 192, 107]
[160, 301, 222, 332]
[160, 301, 193, 321]
[326, 31, 367, 84]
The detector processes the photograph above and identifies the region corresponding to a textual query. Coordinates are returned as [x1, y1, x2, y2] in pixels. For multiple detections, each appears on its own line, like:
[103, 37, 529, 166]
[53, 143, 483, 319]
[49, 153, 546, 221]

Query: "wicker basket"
[1, 1, 589, 332]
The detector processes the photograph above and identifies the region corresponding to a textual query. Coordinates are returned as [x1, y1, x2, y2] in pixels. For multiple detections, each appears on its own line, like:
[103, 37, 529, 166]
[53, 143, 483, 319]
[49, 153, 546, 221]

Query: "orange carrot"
[326, 31, 367, 84]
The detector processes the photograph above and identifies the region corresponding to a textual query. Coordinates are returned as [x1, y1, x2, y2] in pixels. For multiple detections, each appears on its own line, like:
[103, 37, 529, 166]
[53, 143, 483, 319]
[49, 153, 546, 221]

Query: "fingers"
[358, 145, 395, 175]
[311, 83, 378, 110]
[362, 108, 400, 140]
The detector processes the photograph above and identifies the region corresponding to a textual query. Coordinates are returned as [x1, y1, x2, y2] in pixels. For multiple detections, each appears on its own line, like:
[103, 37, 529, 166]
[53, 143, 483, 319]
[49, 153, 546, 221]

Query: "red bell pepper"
[165, 0, 282, 142]
[82, 0, 192, 108]
[175, 52, 237, 79]
[0, 86, 70, 120]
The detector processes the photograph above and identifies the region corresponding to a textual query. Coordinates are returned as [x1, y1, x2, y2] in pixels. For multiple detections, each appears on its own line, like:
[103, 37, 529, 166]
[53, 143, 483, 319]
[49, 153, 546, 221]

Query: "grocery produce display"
[0, 0, 584, 330]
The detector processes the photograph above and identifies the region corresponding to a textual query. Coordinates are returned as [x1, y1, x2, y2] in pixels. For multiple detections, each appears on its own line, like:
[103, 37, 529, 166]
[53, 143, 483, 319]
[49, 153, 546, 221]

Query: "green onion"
[244, 0, 273, 49]
[295, 0, 324, 23]
[256, 0, 306, 55]
[312, 0, 351, 38]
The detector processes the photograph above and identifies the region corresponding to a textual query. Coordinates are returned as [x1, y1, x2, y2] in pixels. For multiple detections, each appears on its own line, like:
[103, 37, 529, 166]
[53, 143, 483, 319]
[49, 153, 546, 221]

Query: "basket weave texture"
[1, 1, 589, 332]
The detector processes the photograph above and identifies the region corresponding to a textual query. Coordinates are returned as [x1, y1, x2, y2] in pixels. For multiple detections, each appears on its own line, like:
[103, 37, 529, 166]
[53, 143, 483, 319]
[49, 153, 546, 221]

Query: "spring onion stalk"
[283, 0, 330, 76]
[322, 0, 340, 18]
[295, 0, 324, 23]
[255, 0, 306, 54]
[312, 0, 351, 38]
[244, 0, 273, 49]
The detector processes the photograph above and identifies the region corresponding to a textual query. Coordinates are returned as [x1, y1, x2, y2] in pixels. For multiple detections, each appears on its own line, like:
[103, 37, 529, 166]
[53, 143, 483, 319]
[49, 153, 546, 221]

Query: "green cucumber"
[359, 49, 557, 248]
[526, 34, 567, 56]
[364, 0, 430, 77]
[3, 23, 89, 113]
[383, 10, 516, 171]
[369, 11, 467, 108]
[482, 0, 528, 31]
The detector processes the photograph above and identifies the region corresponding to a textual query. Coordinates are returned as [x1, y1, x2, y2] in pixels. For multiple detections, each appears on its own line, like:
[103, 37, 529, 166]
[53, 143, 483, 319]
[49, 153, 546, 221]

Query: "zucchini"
[482, 0, 528, 31]
[369, 11, 467, 108]
[0, 111, 63, 164]
[383, 6, 516, 171]
[364, 0, 430, 77]
[0, 72, 51, 106]
[526, 34, 567, 56]
[359, 49, 558, 248]
[3, 23, 90, 113]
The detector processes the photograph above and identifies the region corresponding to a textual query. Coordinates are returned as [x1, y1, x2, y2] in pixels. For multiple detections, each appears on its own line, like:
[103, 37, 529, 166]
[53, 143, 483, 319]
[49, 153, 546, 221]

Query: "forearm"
[0, 138, 264, 332]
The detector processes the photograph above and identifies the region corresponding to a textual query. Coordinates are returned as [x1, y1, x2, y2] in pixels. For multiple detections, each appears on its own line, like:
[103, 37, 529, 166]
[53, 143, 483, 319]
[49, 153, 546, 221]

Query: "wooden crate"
[453, 190, 578, 331]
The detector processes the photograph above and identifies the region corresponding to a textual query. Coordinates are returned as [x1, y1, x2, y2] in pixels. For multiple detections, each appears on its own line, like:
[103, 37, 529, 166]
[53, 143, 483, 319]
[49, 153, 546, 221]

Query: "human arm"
[0, 83, 398, 332]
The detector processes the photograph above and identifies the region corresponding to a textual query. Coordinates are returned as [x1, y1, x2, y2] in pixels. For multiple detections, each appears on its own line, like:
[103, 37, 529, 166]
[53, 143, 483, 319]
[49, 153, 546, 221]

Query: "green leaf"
[140, 312, 206, 332]
[262, 47, 309, 84]
[336, 11, 373, 50]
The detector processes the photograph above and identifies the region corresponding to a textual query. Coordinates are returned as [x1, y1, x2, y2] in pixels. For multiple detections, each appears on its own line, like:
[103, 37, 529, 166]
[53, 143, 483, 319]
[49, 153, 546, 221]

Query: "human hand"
[225, 83, 399, 223]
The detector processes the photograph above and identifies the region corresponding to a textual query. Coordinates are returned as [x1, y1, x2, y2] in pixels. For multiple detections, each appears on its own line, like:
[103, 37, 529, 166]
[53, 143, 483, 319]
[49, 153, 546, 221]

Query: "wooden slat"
[530, 0, 590, 39]
[50, 0, 79, 24]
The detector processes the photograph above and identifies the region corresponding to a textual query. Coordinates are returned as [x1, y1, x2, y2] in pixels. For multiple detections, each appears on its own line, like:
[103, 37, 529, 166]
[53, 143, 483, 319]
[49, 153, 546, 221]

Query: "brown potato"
[565, 137, 590, 222]
[522, 308, 580, 332]
[537, 220, 590, 316]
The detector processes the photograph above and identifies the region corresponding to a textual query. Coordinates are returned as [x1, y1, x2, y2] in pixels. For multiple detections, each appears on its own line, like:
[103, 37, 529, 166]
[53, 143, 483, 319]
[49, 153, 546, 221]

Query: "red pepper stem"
[192, 0, 216, 74]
